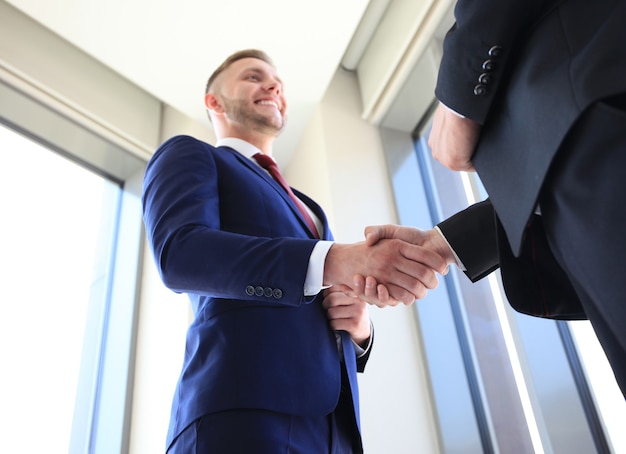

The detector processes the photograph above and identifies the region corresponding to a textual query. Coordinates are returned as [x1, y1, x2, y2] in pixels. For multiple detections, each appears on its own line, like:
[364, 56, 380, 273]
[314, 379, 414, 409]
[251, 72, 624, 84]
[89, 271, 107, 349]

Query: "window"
[0, 77, 146, 453]
[449, 140, 626, 454]
[0, 123, 120, 453]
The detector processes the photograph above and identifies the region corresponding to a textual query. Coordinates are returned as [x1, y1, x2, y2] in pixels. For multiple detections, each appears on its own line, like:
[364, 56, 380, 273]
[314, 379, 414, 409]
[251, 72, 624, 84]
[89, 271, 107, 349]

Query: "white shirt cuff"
[440, 101, 466, 118]
[304, 240, 334, 296]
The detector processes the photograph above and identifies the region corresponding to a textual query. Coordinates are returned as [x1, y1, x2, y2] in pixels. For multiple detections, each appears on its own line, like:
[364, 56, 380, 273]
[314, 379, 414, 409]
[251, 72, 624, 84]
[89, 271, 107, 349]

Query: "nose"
[264, 79, 282, 95]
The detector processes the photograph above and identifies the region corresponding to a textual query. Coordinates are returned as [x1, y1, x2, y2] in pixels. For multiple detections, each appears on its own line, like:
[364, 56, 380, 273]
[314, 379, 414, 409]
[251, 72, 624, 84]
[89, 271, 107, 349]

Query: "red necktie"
[253, 153, 320, 238]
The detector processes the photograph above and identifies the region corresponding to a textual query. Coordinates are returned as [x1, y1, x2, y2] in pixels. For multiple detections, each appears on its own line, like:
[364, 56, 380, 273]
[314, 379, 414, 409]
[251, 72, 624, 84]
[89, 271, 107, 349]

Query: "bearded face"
[220, 94, 287, 137]
[206, 58, 289, 140]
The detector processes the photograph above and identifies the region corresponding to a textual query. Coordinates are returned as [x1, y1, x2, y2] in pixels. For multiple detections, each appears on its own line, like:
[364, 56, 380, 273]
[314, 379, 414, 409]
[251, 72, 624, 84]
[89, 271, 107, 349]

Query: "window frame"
[0, 77, 146, 454]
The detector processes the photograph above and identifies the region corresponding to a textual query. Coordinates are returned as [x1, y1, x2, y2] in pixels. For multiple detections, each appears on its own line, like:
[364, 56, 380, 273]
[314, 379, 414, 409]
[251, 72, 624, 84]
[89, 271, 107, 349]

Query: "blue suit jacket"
[142, 135, 368, 449]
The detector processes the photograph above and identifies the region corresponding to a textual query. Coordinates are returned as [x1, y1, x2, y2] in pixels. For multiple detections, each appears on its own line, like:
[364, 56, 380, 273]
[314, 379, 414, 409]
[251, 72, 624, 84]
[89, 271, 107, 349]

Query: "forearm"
[156, 226, 317, 303]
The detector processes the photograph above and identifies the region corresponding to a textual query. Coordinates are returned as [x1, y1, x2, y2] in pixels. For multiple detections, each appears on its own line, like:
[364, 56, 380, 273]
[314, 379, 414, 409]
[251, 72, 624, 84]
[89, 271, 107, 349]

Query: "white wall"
[286, 68, 441, 454]
[130, 248, 191, 454]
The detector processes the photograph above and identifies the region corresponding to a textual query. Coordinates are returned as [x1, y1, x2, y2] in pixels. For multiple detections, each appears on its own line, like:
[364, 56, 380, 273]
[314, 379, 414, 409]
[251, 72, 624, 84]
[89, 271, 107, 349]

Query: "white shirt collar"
[216, 137, 275, 162]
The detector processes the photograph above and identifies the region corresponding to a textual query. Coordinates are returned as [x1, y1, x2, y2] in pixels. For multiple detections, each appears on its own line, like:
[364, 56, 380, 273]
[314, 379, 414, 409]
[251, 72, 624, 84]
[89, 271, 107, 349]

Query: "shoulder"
[148, 135, 221, 166]
[146, 135, 249, 183]
[156, 134, 215, 155]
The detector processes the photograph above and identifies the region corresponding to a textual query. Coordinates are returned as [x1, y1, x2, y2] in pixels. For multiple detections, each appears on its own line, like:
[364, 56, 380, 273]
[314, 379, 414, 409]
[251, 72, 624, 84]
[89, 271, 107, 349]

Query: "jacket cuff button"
[488, 45, 503, 58]
[478, 73, 492, 84]
[245, 285, 255, 296]
[473, 84, 487, 96]
[482, 59, 495, 71]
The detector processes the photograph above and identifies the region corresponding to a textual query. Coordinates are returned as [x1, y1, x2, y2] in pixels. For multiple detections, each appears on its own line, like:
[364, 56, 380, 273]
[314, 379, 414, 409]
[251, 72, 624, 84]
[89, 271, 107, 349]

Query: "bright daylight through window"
[0, 123, 120, 453]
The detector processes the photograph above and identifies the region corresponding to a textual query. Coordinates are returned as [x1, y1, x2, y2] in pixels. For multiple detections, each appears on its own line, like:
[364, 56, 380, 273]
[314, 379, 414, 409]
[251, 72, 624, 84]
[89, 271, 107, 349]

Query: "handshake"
[323, 224, 457, 308]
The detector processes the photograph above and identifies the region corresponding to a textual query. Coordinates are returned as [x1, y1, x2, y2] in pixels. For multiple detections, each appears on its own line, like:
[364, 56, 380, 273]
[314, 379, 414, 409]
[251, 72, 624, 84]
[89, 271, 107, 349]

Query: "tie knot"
[253, 152, 277, 171]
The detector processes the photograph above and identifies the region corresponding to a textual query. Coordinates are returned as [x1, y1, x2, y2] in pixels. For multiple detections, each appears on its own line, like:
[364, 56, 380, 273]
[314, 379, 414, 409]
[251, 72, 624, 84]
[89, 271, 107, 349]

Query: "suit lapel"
[225, 147, 326, 239]
[295, 189, 332, 241]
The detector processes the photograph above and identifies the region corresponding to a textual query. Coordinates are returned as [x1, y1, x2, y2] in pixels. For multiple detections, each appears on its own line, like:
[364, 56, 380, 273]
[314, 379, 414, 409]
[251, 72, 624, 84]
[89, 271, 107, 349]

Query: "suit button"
[482, 59, 495, 71]
[264, 287, 273, 298]
[273, 288, 283, 299]
[488, 45, 503, 58]
[254, 286, 264, 297]
[245, 286, 255, 296]
[478, 73, 492, 84]
[473, 84, 487, 96]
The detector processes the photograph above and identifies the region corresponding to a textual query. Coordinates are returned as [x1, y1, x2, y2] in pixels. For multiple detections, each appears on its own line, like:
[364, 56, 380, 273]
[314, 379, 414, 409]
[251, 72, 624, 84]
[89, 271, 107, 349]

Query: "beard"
[221, 96, 286, 137]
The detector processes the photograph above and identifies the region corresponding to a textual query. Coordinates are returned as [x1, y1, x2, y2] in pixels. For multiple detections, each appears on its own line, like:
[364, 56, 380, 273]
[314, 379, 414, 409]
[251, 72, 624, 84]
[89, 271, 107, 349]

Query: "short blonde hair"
[205, 49, 274, 94]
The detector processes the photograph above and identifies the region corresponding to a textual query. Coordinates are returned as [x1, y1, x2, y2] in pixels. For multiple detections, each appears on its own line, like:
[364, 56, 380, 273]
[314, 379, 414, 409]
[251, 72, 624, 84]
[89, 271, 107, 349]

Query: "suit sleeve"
[435, 0, 545, 123]
[437, 199, 500, 282]
[142, 135, 318, 305]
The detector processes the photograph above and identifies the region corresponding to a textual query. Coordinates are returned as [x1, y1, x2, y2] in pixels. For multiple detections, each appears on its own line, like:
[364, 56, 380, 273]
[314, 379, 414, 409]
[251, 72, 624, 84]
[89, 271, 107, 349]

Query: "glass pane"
[462, 169, 626, 452]
[569, 321, 626, 453]
[0, 123, 119, 453]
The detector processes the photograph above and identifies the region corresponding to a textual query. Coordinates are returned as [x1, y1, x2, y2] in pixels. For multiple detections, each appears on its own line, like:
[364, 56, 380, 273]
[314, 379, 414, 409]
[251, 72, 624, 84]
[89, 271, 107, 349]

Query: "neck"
[217, 126, 275, 155]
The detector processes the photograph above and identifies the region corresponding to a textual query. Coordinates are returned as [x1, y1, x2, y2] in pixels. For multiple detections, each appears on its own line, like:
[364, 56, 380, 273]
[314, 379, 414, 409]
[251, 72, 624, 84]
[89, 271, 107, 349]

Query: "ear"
[205, 93, 224, 114]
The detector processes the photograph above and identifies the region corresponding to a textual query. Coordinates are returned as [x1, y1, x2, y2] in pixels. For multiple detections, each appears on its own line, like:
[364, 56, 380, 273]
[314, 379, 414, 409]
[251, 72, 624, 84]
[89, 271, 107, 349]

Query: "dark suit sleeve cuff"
[437, 200, 500, 282]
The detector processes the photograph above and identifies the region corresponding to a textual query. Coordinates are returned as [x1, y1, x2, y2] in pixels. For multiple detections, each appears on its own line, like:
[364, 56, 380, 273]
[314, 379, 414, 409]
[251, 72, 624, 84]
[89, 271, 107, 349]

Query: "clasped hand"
[330, 225, 457, 308]
[323, 103, 478, 307]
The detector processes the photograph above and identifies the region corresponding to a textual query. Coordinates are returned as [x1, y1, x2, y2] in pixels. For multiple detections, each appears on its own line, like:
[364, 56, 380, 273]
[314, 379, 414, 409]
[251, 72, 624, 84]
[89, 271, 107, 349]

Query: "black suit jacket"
[436, 0, 626, 255]
[438, 200, 585, 319]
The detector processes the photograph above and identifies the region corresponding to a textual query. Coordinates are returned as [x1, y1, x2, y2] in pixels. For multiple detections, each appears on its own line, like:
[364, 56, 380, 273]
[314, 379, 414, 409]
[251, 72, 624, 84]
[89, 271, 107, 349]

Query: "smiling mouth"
[256, 100, 280, 110]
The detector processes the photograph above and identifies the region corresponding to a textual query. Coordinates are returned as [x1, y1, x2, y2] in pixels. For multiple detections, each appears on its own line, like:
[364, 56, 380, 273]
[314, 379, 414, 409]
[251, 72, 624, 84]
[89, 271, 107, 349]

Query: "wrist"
[428, 228, 457, 265]
[323, 243, 346, 287]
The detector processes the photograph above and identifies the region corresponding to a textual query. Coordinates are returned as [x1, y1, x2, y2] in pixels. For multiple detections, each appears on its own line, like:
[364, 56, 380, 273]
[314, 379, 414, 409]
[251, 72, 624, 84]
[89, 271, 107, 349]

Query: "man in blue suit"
[142, 49, 448, 453]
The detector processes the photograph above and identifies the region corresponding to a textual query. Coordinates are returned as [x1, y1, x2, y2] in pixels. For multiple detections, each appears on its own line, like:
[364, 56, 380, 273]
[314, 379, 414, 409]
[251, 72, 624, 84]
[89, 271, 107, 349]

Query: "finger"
[383, 255, 440, 293]
[376, 283, 390, 303]
[332, 283, 357, 298]
[398, 262, 440, 291]
[328, 314, 369, 338]
[325, 289, 363, 310]
[352, 274, 366, 292]
[365, 224, 412, 246]
[349, 276, 390, 306]
[400, 243, 448, 277]
[385, 283, 421, 307]
[364, 225, 382, 246]
[322, 291, 342, 309]
[364, 276, 379, 300]
[364, 281, 396, 306]
[327, 300, 359, 318]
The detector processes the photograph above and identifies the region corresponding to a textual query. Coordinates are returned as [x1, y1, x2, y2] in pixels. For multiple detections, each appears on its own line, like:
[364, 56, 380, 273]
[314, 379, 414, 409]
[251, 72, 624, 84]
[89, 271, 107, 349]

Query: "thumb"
[364, 225, 382, 246]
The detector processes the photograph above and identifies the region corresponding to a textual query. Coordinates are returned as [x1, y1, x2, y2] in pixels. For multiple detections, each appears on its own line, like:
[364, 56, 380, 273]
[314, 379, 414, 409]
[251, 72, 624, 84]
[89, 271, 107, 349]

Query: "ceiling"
[6, 0, 375, 164]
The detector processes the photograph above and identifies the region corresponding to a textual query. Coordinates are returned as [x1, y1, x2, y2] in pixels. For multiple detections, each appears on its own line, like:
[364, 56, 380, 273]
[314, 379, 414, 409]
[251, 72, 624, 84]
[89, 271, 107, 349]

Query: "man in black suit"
[359, 0, 626, 396]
